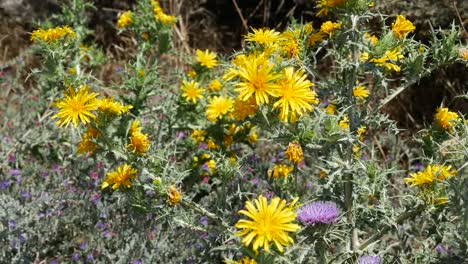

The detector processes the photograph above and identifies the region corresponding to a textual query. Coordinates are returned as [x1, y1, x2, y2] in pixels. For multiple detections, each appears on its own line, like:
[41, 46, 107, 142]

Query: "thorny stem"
[358, 204, 426, 250]
[345, 15, 360, 250]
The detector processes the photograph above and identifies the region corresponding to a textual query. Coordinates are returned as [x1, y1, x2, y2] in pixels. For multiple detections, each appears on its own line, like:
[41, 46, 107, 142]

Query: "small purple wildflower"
[10, 169, 21, 176]
[176, 131, 186, 139]
[250, 177, 259, 186]
[8, 220, 16, 229]
[297, 201, 340, 226]
[8, 153, 15, 162]
[79, 242, 87, 250]
[1, 180, 10, 189]
[198, 142, 207, 149]
[87, 253, 94, 262]
[145, 189, 155, 197]
[358, 255, 381, 264]
[131, 260, 143, 264]
[19, 234, 26, 243]
[50, 259, 58, 264]
[72, 252, 80, 261]
[89, 171, 99, 181]
[200, 216, 208, 227]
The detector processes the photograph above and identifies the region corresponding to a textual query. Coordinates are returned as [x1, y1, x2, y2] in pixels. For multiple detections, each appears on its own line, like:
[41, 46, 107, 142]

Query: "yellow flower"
[77, 140, 97, 154]
[357, 126, 366, 141]
[97, 97, 133, 115]
[364, 33, 378, 45]
[232, 97, 258, 121]
[279, 32, 300, 58]
[316, 0, 346, 16]
[339, 115, 349, 130]
[352, 144, 360, 158]
[285, 141, 303, 164]
[128, 132, 151, 154]
[167, 185, 182, 206]
[272, 67, 318, 123]
[129, 119, 142, 135]
[187, 70, 197, 78]
[233, 54, 281, 105]
[191, 129, 205, 143]
[152, 0, 176, 25]
[52, 85, 99, 128]
[196, 49, 218, 69]
[204, 159, 217, 173]
[404, 164, 456, 188]
[181, 80, 204, 104]
[359, 52, 370, 61]
[208, 79, 223, 91]
[369, 48, 404, 72]
[117, 11, 133, 28]
[392, 15, 415, 39]
[206, 96, 234, 122]
[307, 32, 327, 46]
[459, 48, 468, 60]
[83, 125, 101, 139]
[247, 129, 258, 144]
[245, 28, 281, 44]
[228, 257, 257, 264]
[31, 26, 76, 43]
[325, 103, 337, 115]
[235, 195, 300, 253]
[268, 164, 294, 179]
[320, 21, 342, 36]
[353, 86, 370, 100]
[435, 107, 459, 130]
[206, 139, 219, 150]
[102, 164, 137, 190]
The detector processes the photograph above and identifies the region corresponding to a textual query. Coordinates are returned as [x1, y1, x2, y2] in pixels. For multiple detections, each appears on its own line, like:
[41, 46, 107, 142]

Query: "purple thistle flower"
[358, 255, 381, 264]
[297, 201, 340, 226]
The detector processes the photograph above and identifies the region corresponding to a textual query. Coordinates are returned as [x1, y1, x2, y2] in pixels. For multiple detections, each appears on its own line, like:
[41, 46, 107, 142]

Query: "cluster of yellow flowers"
[225, 52, 318, 123]
[405, 164, 456, 188]
[127, 120, 151, 155]
[117, 11, 133, 28]
[434, 107, 459, 131]
[102, 164, 138, 190]
[151, 0, 176, 25]
[31, 26, 76, 43]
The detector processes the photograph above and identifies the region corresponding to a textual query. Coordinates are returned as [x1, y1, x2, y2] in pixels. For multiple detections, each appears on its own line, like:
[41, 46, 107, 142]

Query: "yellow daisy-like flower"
[52, 85, 99, 128]
[245, 28, 281, 45]
[247, 130, 258, 144]
[228, 257, 257, 264]
[235, 195, 300, 253]
[364, 33, 378, 45]
[357, 126, 366, 141]
[307, 32, 327, 46]
[339, 115, 349, 130]
[206, 96, 234, 122]
[285, 141, 303, 164]
[77, 140, 97, 154]
[279, 32, 301, 58]
[325, 103, 337, 115]
[272, 67, 318, 123]
[435, 107, 459, 130]
[181, 80, 204, 104]
[316, 0, 346, 16]
[129, 119, 142, 135]
[128, 132, 151, 154]
[232, 97, 258, 121]
[320, 21, 342, 36]
[404, 164, 456, 188]
[167, 185, 182, 206]
[191, 129, 205, 143]
[187, 70, 197, 78]
[102, 164, 137, 190]
[208, 79, 223, 91]
[268, 164, 294, 179]
[97, 97, 133, 115]
[196, 49, 218, 69]
[353, 86, 370, 100]
[31, 26, 76, 43]
[391, 15, 415, 39]
[117, 11, 133, 28]
[233, 54, 281, 105]
[152, 0, 177, 25]
[369, 48, 404, 72]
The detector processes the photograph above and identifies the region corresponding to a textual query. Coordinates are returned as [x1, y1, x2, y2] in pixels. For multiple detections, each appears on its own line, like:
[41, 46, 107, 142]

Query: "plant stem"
[358, 204, 426, 250]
